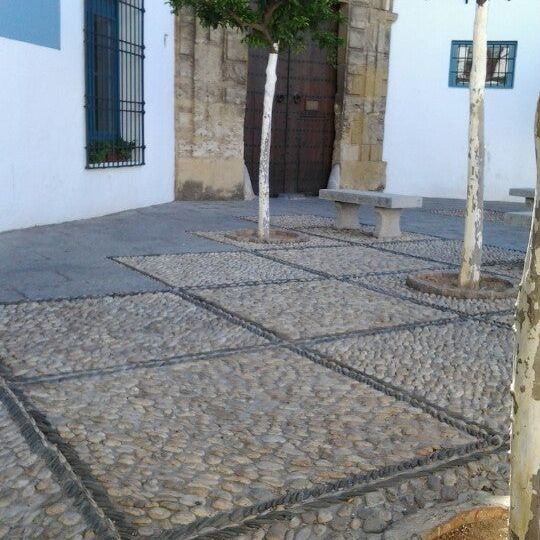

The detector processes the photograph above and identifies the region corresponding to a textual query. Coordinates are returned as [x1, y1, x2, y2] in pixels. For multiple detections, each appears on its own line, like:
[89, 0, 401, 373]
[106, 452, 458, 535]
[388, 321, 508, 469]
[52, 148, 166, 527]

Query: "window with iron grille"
[449, 40, 517, 89]
[84, 0, 145, 168]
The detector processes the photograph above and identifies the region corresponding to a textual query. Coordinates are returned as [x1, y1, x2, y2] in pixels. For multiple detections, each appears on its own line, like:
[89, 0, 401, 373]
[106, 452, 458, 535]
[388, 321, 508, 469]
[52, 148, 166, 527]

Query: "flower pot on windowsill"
[105, 152, 122, 163]
[87, 138, 136, 166]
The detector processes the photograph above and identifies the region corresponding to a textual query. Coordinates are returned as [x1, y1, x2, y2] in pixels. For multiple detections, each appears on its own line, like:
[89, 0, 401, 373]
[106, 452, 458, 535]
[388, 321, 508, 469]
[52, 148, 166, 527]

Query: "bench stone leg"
[335, 202, 359, 229]
[374, 208, 402, 239]
[526, 197, 535, 210]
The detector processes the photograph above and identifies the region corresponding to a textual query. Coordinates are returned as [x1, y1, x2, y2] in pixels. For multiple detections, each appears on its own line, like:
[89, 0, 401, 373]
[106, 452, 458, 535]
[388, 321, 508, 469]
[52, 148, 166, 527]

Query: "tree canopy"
[168, 0, 343, 55]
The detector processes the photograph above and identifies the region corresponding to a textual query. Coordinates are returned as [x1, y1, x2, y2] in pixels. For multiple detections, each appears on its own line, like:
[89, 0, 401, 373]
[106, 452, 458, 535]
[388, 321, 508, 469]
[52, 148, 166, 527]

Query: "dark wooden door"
[244, 40, 337, 196]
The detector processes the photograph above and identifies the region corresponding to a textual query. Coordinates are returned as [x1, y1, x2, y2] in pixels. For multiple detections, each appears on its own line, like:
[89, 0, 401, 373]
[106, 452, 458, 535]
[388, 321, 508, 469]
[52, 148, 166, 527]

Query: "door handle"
[293, 93, 302, 104]
[276, 94, 285, 103]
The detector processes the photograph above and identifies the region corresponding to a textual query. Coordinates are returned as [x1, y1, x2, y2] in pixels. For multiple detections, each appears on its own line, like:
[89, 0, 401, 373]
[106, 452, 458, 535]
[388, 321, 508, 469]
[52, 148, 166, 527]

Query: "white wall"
[384, 0, 540, 202]
[0, 1, 175, 233]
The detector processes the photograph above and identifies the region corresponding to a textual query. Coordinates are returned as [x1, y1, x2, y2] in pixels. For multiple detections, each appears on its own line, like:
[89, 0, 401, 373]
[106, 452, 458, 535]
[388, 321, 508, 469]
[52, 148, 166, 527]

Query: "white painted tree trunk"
[458, 0, 489, 288]
[509, 96, 540, 540]
[258, 44, 279, 241]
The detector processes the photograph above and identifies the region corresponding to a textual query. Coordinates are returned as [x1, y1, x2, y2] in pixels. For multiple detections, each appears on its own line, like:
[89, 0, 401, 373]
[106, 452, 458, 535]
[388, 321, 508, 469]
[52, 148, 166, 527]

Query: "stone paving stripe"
[294, 317, 460, 347]
[286, 344, 501, 444]
[196, 280, 453, 340]
[0, 379, 120, 540]
[241, 215, 335, 229]
[195, 230, 348, 251]
[310, 319, 512, 432]
[181, 445, 508, 540]
[478, 311, 514, 328]
[12, 343, 280, 387]
[10, 384, 136, 539]
[373, 239, 524, 266]
[265, 245, 449, 277]
[352, 272, 516, 316]
[0, 292, 267, 378]
[166, 262, 502, 443]
[251, 249, 467, 318]
[0, 287, 172, 308]
[115, 252, 316, 288]
[241, 214, 440, 243]
[23, 348, 478, 538]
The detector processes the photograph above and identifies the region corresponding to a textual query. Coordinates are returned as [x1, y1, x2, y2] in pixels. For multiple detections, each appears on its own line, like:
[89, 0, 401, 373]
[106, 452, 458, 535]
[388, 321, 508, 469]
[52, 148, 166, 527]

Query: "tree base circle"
[425, 506, 508, 540]
[406, 272, 516, 299]
[224, 228, 309, 245]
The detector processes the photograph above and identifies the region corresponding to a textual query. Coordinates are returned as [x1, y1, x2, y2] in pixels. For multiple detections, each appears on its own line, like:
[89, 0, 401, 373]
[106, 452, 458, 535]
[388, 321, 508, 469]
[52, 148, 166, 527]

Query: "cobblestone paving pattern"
[242, 215, 432, 243]
[197, 280, 452, 340]
[115, 252, 316, 288]
[0, 292, 266, 378]
[195, 230, 346, 251]
[229, 452, 509, 540]
[267, 246, 448, 277]
[296, 226, 433, 244]
[424, 208, 505, 223]
[311, 320, 512, 432]
[353, 272, 516, 315]
[242, 215, 335, 229]
[484, 261, 525, 281]
[483, 312, 514, 327]
[0, 395, 93, 539]
[24, 348, 474, 537]
[377, 239, 525, 266]
[1, 214, 524, 539]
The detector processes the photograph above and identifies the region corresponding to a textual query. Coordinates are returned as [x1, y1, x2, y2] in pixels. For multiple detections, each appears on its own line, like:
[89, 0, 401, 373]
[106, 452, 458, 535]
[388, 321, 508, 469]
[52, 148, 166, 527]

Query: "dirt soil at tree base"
[435, 516, 508, 539]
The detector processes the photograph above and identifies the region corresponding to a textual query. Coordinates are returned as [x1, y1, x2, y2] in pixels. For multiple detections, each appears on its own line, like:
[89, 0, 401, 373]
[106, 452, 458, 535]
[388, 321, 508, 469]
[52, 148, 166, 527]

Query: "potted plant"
[88, 138, 136, 165]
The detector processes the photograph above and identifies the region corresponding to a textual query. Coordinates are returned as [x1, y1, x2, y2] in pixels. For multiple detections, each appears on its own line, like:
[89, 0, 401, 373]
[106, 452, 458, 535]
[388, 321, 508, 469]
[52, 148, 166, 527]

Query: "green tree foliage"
[167, 0, 343, 56]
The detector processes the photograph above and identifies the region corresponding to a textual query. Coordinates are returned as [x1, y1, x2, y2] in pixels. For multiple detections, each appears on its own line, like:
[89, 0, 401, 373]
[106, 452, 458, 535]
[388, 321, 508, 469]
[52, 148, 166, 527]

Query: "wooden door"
[244, 40, 337, 196]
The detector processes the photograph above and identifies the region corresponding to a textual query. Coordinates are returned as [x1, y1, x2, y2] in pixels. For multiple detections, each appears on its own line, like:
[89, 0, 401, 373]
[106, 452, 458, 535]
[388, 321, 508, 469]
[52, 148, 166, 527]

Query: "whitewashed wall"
[384, 0, 540, 202]
[0, 1, 175, 233]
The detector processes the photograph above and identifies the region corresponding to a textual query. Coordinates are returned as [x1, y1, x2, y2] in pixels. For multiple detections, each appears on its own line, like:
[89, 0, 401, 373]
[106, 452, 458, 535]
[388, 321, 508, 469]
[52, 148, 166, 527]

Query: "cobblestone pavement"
[0, 210, 522, 539]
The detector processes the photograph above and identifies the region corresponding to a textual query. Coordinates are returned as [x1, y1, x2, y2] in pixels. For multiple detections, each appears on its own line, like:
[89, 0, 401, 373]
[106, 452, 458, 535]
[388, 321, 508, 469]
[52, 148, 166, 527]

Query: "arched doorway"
[244, 39, 337, 196]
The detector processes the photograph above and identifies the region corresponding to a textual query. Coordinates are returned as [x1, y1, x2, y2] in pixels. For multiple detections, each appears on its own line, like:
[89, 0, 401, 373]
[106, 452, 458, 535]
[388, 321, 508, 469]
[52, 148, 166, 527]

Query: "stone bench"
[509, 188, 535, 209]
[319, 189, 423, 239]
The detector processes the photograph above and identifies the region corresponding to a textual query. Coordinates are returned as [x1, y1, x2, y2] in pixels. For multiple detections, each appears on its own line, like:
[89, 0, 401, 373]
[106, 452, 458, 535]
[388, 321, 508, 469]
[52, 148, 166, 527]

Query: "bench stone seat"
[319, 189, 423, 239]
[509, 188, 535, 209]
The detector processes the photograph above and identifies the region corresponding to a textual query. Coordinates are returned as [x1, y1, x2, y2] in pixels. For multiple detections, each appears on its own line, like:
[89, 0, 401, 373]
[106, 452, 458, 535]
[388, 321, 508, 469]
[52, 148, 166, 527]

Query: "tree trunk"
[458, 0, 489, 288]
[509, 96, 540, 540]
[258, 43, 279, 241]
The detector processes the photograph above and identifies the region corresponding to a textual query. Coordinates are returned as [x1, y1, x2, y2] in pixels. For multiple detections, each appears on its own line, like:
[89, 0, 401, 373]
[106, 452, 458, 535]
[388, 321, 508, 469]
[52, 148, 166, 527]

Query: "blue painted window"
[84, 0, 145, 168]
[0, 0, 60, 49]
[449, 41, 517, 89]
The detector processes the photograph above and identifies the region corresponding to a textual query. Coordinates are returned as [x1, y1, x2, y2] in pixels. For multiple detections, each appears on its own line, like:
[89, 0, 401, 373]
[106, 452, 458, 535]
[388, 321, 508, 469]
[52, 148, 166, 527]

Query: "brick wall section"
[175, 10, 248, 200]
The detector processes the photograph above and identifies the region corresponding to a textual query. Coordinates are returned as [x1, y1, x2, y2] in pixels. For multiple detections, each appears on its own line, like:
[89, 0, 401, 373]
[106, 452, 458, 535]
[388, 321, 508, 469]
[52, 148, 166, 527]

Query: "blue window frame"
[85, 0, 119, 142]
[84, 0, 145, 168]
[449, 40, 517, 89]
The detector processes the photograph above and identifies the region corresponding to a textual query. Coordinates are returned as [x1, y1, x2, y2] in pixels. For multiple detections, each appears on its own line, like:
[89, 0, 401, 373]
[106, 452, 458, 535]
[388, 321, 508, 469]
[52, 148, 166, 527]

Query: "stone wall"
[332, 0, 397, 191]
[175, 10, 248, 200]
[174, 1, 397, 199]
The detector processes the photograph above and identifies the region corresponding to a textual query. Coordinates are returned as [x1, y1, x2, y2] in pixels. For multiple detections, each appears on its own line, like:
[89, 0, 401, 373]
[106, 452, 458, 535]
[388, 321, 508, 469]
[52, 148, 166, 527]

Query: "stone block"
[350, 118, 364, 145]
[175, 157, 244, 200]
[348, 28, 366, 49]
[226, 32, 247, 62]
[350, 6, 370, 29]
[340, 160, 386, 190]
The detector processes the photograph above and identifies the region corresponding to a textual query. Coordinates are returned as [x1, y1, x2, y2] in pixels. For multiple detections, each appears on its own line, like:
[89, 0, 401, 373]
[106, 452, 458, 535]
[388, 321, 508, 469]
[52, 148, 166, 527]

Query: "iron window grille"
[84, 0, 145, 168]
[449, 40, 517, 89]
